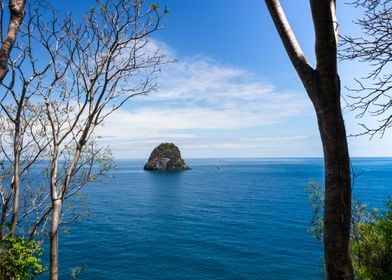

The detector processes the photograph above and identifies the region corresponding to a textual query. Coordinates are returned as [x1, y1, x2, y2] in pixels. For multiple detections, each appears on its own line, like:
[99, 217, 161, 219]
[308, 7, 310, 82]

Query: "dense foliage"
[306, 183, 392, 279]
[0, 237, 45, 280]
[351, 201, 392, 279]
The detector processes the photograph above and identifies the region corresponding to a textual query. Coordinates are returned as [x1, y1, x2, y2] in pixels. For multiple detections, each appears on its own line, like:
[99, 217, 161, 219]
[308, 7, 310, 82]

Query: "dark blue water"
[41, 158, 391, 279]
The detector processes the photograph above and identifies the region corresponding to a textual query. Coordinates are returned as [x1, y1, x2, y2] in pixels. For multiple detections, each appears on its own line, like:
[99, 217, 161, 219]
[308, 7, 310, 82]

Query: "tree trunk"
[0, 198, 10, 239]
[311, 75, 353, 279]
[50, 199, 62, 280]
[10, 127, 21, 237]
[47, 143, 83, 279]
[0, 0, 26, 82]
[264, 0, 354, 279]
[10, 171, 19, 237]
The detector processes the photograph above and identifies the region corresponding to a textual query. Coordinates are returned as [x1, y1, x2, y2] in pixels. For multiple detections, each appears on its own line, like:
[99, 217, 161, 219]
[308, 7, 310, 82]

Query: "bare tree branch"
[264, 0, 314, 93]
[340, 0, 392, 137]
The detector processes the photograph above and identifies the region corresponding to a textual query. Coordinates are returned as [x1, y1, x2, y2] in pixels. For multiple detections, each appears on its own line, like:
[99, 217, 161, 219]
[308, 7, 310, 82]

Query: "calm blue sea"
[39, 158, 392, 279]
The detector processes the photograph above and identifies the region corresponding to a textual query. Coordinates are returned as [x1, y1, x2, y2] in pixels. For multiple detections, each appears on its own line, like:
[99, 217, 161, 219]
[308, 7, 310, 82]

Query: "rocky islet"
[144, 143, 190, 171]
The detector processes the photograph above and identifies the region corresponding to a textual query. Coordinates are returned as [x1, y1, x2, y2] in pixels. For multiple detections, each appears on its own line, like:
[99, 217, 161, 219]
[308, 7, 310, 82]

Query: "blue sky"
[57, 1, 392, 158]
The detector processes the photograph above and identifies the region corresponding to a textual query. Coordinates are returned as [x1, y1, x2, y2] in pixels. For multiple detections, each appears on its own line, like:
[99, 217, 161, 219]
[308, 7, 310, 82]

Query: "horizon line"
[113, 156, 392, 160]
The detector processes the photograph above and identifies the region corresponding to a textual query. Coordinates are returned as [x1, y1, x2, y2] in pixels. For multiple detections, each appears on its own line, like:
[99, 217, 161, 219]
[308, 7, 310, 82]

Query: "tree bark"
[48, 129, 60, 280]
[50, 199, 61, 280]
[311, 74, 353, 280]
[0, 0, 26, 83]
[10, 154, 19, 237]
[10, 111, 22, 237]
[265, 0, 354, 279]
[48, 142, 84, 280]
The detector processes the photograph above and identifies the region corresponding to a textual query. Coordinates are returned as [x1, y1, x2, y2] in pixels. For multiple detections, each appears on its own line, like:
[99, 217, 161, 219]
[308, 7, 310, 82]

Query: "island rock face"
[144, 143, 190, 171]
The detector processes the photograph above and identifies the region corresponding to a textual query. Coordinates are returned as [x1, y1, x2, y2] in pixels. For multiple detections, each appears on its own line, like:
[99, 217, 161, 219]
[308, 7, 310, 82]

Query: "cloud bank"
[96, 41, 314, 158]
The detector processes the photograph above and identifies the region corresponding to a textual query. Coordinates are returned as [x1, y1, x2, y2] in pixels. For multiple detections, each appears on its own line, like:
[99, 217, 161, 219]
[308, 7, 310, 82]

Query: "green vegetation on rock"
[144, 143, 190, 171]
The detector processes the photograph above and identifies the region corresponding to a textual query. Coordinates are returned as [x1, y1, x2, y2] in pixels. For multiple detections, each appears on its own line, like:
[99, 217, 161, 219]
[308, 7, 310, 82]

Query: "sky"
[56, 0, 392, 159]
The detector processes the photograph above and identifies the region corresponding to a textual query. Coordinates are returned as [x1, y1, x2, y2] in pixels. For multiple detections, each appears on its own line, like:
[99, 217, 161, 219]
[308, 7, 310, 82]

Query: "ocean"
[39, 158, 391, 279]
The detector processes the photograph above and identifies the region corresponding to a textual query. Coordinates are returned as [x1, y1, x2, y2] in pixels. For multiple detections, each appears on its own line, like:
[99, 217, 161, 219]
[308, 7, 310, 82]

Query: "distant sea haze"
[38, 158, 392, 279]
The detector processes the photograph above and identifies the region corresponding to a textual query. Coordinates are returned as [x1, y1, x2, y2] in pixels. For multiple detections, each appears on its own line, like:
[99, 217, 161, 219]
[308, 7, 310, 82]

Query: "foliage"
[150, 143, 181, 158]
[351, 200, 392, 280]
[306, 181, 324, 241]
[306, 183, 392, 279]
[0, 237, 45, 280]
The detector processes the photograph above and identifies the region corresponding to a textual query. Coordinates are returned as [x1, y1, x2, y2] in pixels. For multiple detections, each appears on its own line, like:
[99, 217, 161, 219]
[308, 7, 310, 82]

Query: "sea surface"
[39, 158, 392, 279]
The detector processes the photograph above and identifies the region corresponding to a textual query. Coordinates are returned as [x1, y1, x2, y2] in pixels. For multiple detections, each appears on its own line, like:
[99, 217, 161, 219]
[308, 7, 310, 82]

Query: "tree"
[0, 0, 28, 241]
[340, 0, 392, 137]
[264, 1, 354, 279]
[25, 1, 166, 279]
[1, 1, 166, 279]
[0, 2, 63, 242]
[0, 0, 26, 83]
[0, 23, 50, 239]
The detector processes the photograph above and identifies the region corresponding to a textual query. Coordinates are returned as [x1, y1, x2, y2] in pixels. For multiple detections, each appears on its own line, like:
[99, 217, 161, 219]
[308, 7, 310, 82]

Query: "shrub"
[0, 237, 45, 280]
[351, 201, 392, 279]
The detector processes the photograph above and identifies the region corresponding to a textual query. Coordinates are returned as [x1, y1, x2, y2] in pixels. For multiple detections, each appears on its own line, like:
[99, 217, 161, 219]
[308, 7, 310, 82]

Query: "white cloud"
[96, 40, 314, 158]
